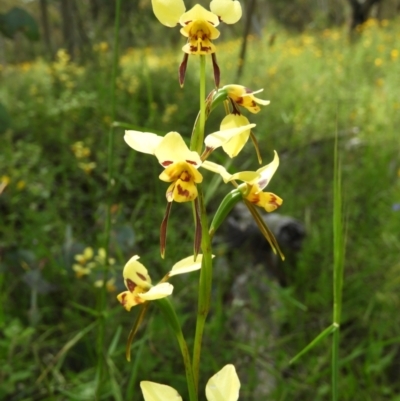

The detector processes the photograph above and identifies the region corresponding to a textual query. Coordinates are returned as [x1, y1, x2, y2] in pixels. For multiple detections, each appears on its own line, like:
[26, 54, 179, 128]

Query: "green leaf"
[0, 7, 40, 41]
[0, 102, 11, 134]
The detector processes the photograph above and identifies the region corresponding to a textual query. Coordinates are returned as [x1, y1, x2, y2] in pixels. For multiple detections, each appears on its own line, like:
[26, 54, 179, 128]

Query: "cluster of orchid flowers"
[115, 1, 284, 400]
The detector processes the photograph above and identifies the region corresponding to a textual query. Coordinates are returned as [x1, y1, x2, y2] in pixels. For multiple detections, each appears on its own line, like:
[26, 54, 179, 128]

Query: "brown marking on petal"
[136, 272, 147, 281]
[184, 20, 192, 25]
[126, 279, 136, 292]
[201, 45, 211, 52]
[258, 178, 268, 188]
[245, 87, 253, 94]
[180, 171, 191, 182]
[134, 295, 145, 304]
[208, 20, 216, 25]
[190, 45, 197, 52]
[161, 161, 173, 167]
[120, 293, 127, 305]
[251, 100, 257, 107]
[269, 194, 281, 208]
[176, 184, 190, 198]
[186, 160, 197, 165]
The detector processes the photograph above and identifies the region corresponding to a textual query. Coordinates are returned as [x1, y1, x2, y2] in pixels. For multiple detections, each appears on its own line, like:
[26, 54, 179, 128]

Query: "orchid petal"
[169, 254, 206, 276]
[251, 150, 279, 189]
[141, 381, 182, 401]
[123, 255, 152, 290]
[204, 123, 255, 152]
[201, 161, 233, 183]
[210, 0, 242, 24]
[151, 0, 186, 27]
[159, 161, 203, 183]
[124, 131, 163, 155]
[167, 179, 199, 203]
[116, 291, 142, 311]
[139, 283, 174, 301]
[205, 364, 240, 401]
[219, 114, 252, 158]
[180, 4, 219, 27]
[155, 132, 202, 167]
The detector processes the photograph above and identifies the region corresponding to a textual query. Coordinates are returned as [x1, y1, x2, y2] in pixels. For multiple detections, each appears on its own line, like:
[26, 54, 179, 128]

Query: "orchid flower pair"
[141, 364, 240, 401]
[151, 0, 242, 86]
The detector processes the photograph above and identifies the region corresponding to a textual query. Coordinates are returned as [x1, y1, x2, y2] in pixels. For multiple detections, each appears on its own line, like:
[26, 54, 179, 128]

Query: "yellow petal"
[167, 179, 199, 202]
[151, 0, 185, 27]
[182, 36, 217, 55]
[205, 364, 240, 401]
[204, 122, 256, 151]
[117, 291, 142, 311]
[220, 114, 251, 157]
[169, 254, 205, 276]
[124, 131, 163, 155]
[251, 150, 279, 189]
[141, 381, 182, 401]
[139, 283, 174, 301]
[159, 161, 203, 184]
[179, 4, 219, 27]
[155, 132, 202, 167]
[247, 189, 283, 212]
[210, 0, 242, 24]
[123, 255, 152, 291]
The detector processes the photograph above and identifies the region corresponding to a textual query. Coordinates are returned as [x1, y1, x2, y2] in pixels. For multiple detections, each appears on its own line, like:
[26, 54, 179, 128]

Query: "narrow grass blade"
[289, 323, 339, 365]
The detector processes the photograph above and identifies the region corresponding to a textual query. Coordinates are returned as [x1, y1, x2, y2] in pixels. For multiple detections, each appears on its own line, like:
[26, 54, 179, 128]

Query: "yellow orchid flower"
[223, 84, 270, 114]
[140, 364, 240, 401]
[151, 0, 242, 86]
[117, 254, 203, 311]
[125, 131, 202, 203]
[202, 151, 283, 212]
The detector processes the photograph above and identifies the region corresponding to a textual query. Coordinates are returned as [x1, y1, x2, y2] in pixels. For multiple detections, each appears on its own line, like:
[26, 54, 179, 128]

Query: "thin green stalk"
[189, 55, 213, 391]
[95, 0, 121, 397]
[332, 132, 345, 401]
[192, 184, 213, 391]
[190, 56, 206, 154]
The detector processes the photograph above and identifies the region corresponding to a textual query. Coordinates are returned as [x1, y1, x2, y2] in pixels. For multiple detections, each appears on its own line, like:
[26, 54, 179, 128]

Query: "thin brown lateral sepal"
[160, 202, 173, 258]
[244, 199, 285, 261]
[179, 53, 189, 87]
[211, 53, 220, 88]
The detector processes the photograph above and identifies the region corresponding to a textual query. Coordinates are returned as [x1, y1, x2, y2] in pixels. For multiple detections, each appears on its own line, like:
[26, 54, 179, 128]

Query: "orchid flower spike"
[151, 0, 242, 86]
[117, 255, 203, 311]
[202, 151, 283, 212]
[141, 364, 240, 401]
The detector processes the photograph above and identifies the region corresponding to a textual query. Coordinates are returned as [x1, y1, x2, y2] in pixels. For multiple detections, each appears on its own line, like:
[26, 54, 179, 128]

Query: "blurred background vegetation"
[1, 0, 400, 400]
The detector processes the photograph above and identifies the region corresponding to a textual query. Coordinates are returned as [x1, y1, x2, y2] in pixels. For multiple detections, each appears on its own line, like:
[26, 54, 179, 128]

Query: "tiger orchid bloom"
[117, 255, 203, 311]
[151, 0, 242, 86]
[140, 364, 240, 401]
[223, 84, 270, 114]
[202, 151, 283, 212]
[124, 131, 203, 203]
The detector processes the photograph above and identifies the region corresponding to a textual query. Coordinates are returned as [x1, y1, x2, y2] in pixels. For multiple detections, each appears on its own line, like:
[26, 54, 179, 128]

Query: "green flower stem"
[156, 298, 198, 401]
[192, 184, 213, 391]
[190, 56, 206, 154]
[95, 0, 121, 397]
